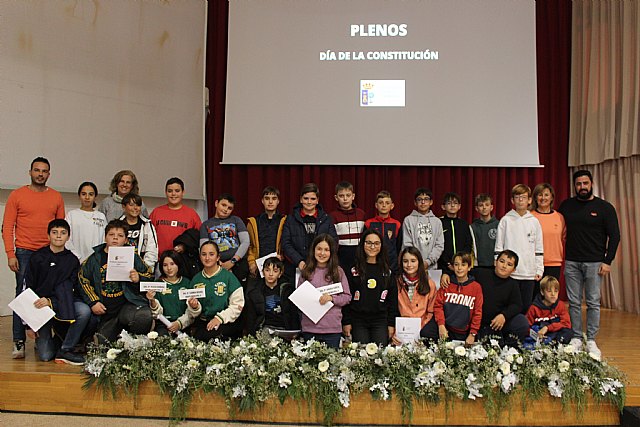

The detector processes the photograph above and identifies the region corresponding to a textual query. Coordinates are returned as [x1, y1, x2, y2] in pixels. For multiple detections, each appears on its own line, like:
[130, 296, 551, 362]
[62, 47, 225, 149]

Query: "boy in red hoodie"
[434, 252, 483, 345]
[526, 276, 573, 344]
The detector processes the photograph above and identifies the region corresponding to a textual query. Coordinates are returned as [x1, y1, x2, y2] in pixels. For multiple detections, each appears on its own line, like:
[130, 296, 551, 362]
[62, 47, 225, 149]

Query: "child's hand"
[207, 317, 222, 331]
[390, 334, 402, 346]
[187, 297, 200, 309]
[538, 326, 548, 338]
[490, 314, 506, 330]
[438, 324, 448, 339]
[298, 261, 306, 270]
[146, 291, 156, 301]
[440, 274, 451, 289]
[168, 321, 181, 333]
[26, 329, 38, 339]
[319, 294, 333, 305]
[33, 297, 49, 309]
[342, 324, 352, 338]
[465, 334, 476, 346]
[91, 302, 107, 315]
[220, 260, 234, 271]
[129, 269, 140, 283]
[249, 263, 258, 276]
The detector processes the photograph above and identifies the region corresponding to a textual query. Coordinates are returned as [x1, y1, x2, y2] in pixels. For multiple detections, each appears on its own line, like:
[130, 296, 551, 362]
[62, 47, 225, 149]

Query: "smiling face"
[29, 162, 50, 187]
[200, 243, 220, 269]
[414, 194, 433, 215]
[314, 240, 331, 267]
[79, 185, 96, 211]
[363, 233, 382, 261]
[452, 256, 471, 281]
[162, 257, 179, 279]
[300, 191, 319, 215]
[494, 254, 517, 279]
[123, 200, 141, 219]
[214, 199, 234, 219]
[165, 184, 184, 208]
[117, 175, 134, 197]
[402, 252, 420, 277]
[536, 188, 553, 211]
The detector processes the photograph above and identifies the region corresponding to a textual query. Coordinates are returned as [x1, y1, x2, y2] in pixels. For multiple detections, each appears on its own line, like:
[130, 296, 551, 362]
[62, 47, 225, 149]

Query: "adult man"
[2, 157, 65, 358]
[558, 170, 620, 357]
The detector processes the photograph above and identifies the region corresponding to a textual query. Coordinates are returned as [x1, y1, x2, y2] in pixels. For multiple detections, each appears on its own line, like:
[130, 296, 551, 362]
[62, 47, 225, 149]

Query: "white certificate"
[106, 246, 135, 281]
[9, 288, 55, 332]
[289, 280, 333, 324]
[316, 282, 343, 296]
[256, 252, 278, 278]
[429, 269, 442, 290]
[395, 317, 421, 344]
[157, 314, 173, 327]
[140, 282, 167, 292]
[178, 288, 206, 300]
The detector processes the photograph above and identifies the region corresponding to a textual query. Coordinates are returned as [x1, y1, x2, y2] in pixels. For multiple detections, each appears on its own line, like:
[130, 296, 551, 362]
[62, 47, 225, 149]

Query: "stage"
[0, 309, 638, 426]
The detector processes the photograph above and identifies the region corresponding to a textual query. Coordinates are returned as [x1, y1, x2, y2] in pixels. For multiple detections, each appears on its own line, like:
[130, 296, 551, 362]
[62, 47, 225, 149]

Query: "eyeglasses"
[444, 201, 460, 206]
[415, 197, 431, 203]
[364, 241, 382, 247]
[513, 195, 529, 201]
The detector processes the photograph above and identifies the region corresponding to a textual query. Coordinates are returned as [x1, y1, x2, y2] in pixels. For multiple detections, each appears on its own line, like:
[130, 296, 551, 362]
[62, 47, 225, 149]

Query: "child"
[494, 184, 544, 313]
[147, 250, 201, 335]
[246, 186, 287, 277]
[438, 192, 473, 272]
[390, 246, 438, 344]
[191, 241, 245, 341]
[172, 228, 203, 280]
[119, 193, 158, 269]
[24, 219, 94, 365]
[199, 193, 250, 283]
[245, 257, 299, 335]
[329, 181, 366, 272]
[402, 187, 444, 270]
[298, 234, 351, 349]
[365, 190, 402, 274]
[470, 193, 499, 269]
[342, 229, 394, 346]
[150, 177, 202, 255]
[65, 181, 107, 262]
[282, 183, 338, 281]
[434, 252, 483, 345]
[526, 276, 573, 344]
[78, 219, 155, 343]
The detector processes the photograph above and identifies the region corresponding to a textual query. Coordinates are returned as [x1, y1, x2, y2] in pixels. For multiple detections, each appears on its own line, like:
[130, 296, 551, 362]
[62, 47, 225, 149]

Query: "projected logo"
[360, 80, 405, 107]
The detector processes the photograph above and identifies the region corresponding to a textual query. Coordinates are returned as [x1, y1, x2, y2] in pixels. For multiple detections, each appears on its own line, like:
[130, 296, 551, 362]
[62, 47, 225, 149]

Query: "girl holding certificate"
[389, 246, 438, 345]
[299, 234, 351, 349]
[342, 229, 394, 345]
[190, 241, 244, 341]
[147, 250, 201, 336]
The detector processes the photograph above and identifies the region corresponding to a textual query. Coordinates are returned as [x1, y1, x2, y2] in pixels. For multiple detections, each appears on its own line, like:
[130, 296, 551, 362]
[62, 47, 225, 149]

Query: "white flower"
[170, 339, 178, 346]
[349, 342, 358, 350]
[318, 360, 330, 372]
[359, 349, 368, 358]
[558, 360, 570, 373]
[433, 361, 446, 375]
[499, 361, 511, 375]
[445, 341, 456, 350]
[349, 350, 356, 356]
[454, 345, 467, 356]
[490, 339, 500, 347]
[533, 367, 545, 378]
[374, 358, 383, 366]
[187, 359, 200, 369]
[506, 354, 514, 363]
[106, 348, 122, 360]
[365, 343, 379, 355]
[562, 344, 575, 354]
[278, 373, 292, 388]
[241, 355, 253, 366]
[147, 331, 158, 339]
[516, 356, 523, 365]
[501, 372, 517, 393]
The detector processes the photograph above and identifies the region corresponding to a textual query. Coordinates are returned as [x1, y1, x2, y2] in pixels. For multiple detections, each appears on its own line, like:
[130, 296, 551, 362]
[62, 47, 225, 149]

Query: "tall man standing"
[2, 157, 65, 358]
[558, 170, 620, 358]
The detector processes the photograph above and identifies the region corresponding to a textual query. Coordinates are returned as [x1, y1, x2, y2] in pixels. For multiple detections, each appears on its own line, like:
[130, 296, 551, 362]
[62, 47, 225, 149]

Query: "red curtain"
[204, 0, 572, 225]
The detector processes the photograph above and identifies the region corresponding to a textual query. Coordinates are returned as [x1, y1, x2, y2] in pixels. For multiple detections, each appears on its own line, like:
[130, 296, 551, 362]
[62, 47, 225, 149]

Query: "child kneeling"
[526, 276, 573, 344]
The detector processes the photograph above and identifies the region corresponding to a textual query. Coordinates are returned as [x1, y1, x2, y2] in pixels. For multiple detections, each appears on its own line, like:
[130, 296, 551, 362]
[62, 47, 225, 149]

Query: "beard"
[577, 188, 593, 200]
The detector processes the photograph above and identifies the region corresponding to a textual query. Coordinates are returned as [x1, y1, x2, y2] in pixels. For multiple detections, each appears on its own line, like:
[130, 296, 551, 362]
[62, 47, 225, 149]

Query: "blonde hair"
[540, 276, 560, 292]
[511, 183, 531, 198]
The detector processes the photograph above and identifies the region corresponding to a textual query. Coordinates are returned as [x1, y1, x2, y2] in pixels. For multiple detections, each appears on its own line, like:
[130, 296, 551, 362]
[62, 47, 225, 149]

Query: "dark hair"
[531, 183, 556, 211]
[121, 193, 143, 206]
[414, 187, 433, 200]
[48, 218, 70, 234]
[354, 229, 390, 284]
[159, 250, 185, 279]
[335, 181, 353, 193]
[109, 170, 140, 195]
[31, 157, 50, 170]
[199, 240, 220, 255]
[452, 251, 473, 266]
[105, 219, 129, 236]
[262, 186, 280, 197]
[496, 249, 519, 267]
[165, 177, 184, 191]
[474, 193, 493, 205]
[302, 234, 341, 283]
[263, 256, 284, 272]
[217, 193, 235, 204]
[399, 246, 431, 296]
[300, 182, 319, 197]
[572, 169, 593, 184]
[442, 192, 461, 204]
[77, 181, 99, 208]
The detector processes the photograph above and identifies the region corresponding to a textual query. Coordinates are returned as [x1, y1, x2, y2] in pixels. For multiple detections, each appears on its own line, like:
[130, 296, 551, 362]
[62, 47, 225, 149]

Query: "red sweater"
[526, 294, 571, 332]
[434, 277, 483, 335]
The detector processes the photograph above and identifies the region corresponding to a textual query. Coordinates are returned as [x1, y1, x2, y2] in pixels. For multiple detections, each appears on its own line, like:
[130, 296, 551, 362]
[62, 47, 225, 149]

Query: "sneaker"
[12, 341, 25, 359]
[569, 337, 583, 352]
[586, 340, 602, 360]
[54, 350, 85, 366]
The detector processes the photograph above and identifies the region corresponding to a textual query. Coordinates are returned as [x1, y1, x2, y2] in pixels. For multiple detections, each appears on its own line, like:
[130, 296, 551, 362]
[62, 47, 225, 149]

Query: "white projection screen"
[224, 0, 540, 167]
[0, 0, 207, 198]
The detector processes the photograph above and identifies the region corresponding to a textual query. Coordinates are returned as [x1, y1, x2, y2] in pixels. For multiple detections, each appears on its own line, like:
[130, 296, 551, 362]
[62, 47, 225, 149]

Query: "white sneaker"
[12, 340, 25, 359]
[586, 340, 602, 360]
[569, 337, 583, 352]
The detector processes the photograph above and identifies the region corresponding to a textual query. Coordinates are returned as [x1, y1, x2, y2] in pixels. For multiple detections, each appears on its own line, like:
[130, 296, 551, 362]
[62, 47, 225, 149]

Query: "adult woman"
[98, 170, 148, 221]
[342, 229, 394, 345]
[531, 183, 565, 280]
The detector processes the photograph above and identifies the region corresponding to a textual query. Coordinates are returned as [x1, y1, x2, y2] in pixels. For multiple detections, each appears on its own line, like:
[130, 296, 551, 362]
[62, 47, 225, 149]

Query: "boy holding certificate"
[78, 219, 154, 343]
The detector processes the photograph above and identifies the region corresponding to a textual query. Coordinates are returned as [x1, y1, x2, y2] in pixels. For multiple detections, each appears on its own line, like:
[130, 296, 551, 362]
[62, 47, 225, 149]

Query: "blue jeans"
[35, 301, 95, 361]
[13, 248, 34, 342]
[564, 261, 601, 340]
[302, 332, 342, 349]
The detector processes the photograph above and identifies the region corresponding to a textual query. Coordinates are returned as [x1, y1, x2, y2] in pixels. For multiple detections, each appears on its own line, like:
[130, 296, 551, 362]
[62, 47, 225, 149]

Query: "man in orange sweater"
[2, 157, 65, 359]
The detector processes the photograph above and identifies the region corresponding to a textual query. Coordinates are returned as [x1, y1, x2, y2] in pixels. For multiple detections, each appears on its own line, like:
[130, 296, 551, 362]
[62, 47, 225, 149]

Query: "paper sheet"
[106, 246, 135, 281]
[289, 280, 333, 324]
[395, 317, 421, 344]
[9, 288, 55, 332]
[256, 252, 278, 278]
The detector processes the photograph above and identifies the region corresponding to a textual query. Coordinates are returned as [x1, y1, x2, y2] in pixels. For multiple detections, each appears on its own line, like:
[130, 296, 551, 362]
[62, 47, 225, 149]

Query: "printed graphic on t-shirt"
[417, 221, 433, 245]
[304, 222, 316, 235]
[206, 222, 239, 253]
[127, 221, 143, 248]
[265, 294, 282, 314]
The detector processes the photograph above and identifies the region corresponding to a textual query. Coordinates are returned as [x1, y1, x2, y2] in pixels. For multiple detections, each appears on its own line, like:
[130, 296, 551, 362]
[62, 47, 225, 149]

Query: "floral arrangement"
[83, 331, 625, 425]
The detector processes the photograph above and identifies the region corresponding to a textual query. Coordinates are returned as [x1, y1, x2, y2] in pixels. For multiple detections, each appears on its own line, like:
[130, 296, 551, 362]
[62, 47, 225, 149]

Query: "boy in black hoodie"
[438, 192, 473, 273]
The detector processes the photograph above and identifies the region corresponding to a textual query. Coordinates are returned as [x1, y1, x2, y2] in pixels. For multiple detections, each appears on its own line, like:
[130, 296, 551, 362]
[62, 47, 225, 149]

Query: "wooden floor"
[0, 308, 638, 425]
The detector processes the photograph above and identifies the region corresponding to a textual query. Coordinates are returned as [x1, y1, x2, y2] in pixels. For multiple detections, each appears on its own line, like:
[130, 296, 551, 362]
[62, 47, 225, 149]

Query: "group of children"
[21, 178, 573, 365]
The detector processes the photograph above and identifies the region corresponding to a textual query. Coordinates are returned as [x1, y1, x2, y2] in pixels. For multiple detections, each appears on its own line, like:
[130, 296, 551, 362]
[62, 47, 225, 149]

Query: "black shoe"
[55, 350, 85, 365]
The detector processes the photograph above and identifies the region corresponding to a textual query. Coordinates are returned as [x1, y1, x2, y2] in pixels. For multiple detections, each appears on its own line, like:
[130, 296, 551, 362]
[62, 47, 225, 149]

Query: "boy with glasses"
[402, 188, 444, 270]
[438, 192, 473, 273]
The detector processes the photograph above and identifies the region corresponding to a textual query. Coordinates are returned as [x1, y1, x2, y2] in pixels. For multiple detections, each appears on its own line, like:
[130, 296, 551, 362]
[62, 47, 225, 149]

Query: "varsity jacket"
[434, 276, 483, 335]
[470, 216, 499, 267]
[119, 214, 158, 268]
[151, 277, 202, 330]
[191, 267, 244, 324]
[438, 216, 473, 271]
[526, 294, 571, 332]
[365, 215, 403, 273]
[246, 212, 286, 269]
[494, 210, 544, 280]
[402, 210, 444, 269]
